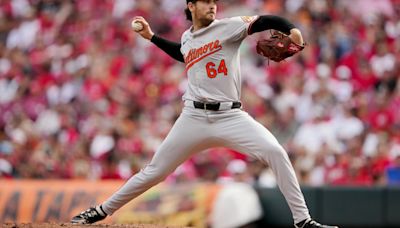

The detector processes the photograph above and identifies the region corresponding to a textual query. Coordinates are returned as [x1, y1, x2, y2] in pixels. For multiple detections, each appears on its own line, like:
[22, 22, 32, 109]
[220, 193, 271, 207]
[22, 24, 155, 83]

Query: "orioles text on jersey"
[185, 39, 222, 70]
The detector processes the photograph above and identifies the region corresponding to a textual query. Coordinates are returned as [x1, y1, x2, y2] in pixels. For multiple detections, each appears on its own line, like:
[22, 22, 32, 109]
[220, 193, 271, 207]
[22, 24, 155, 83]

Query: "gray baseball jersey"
[181, 16, 258, 103]
[101, 16, 311, 225]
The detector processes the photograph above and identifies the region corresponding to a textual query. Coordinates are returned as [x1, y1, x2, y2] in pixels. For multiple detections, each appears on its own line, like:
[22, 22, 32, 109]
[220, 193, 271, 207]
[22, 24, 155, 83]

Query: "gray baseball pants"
[101, 103, 310, 223]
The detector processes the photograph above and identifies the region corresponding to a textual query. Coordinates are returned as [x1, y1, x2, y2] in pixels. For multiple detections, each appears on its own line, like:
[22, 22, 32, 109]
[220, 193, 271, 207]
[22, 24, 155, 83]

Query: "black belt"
[193, 101, 241, 111]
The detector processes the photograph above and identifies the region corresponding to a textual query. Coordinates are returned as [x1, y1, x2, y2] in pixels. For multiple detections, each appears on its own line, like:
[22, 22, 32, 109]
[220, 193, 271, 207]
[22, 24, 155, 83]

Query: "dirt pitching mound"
[1, 223, 188, 228]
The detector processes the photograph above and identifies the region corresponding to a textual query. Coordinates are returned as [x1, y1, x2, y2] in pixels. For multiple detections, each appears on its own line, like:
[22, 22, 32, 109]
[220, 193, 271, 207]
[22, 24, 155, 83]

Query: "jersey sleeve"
[225, 16, 259, 42]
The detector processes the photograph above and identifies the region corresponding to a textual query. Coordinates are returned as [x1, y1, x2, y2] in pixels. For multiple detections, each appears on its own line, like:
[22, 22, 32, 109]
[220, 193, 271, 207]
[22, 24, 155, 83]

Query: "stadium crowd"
[0, 0, 399, 186]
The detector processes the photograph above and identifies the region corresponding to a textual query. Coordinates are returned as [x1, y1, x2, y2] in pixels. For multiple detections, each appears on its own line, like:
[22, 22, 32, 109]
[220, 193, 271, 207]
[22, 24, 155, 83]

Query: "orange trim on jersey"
[247, 15, 260, 35]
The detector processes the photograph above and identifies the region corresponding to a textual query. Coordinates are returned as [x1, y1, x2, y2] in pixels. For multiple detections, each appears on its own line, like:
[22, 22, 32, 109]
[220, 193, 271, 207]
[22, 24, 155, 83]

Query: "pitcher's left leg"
[216, 110, 310, 224]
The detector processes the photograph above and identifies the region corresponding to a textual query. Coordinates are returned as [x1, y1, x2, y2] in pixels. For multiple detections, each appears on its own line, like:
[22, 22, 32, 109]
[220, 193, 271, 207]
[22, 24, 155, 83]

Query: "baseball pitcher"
[71, 1, 337, 228]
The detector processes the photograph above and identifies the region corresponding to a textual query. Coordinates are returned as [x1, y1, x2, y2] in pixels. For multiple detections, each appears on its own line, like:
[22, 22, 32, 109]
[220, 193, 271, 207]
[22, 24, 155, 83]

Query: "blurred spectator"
[0, 0, 399, 187]
[211, 159, 263, 228]
[387, 155, 400, 185]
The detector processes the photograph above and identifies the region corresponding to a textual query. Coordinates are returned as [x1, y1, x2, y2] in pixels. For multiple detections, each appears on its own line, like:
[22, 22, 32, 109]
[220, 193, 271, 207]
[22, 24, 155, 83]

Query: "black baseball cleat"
[295, 218, 339, 228]
[71, 205, 107, 224]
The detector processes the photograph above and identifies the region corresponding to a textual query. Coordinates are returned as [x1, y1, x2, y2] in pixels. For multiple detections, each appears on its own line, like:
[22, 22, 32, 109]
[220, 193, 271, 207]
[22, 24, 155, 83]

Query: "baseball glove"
[256, 31, 305, 62]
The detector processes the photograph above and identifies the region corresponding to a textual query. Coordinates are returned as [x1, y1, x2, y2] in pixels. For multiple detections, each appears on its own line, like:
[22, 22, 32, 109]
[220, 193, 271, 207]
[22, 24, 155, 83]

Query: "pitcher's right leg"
[100, 111, 214, 216]
[215, 110, 310, 224]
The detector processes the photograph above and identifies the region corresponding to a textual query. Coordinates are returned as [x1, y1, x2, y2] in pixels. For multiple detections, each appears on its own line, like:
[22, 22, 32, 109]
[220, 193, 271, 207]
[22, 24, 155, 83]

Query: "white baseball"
[131, 20, 143, 32]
